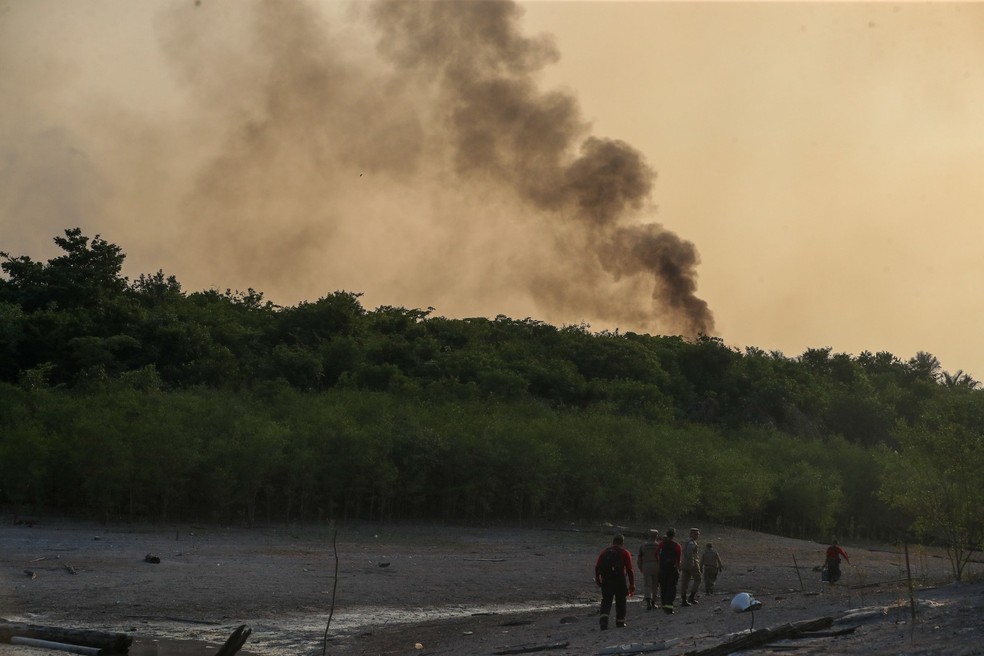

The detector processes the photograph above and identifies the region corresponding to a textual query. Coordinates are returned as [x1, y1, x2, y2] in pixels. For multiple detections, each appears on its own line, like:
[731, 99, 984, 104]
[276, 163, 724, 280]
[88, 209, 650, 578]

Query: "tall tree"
[879, 404, 984, 581]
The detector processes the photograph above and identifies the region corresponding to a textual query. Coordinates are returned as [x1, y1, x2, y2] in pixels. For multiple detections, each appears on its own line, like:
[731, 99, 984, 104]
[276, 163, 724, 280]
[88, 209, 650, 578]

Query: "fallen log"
[11, 636, 101, 655]
[683, 617, 833, 656]
[0, 623, 131, 654]
[493, 641, 569, 654]
[123, 615, 220, 625]
[835, 607, 887, 623]
[788, 626, 859, 638]
[597, 637, 681, 654]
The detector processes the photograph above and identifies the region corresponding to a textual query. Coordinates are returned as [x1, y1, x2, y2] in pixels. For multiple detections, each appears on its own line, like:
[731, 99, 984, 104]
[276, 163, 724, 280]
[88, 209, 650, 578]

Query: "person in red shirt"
[824, 540, 850, 584]
[594, 534, 635, 629]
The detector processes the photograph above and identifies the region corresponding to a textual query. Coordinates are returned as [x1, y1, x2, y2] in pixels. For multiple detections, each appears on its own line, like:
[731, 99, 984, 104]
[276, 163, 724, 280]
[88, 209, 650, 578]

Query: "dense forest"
[1, 230, 982, 578]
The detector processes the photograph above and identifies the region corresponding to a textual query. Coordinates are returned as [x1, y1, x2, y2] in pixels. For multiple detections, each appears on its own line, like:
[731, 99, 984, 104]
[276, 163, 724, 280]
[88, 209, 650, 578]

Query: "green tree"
[699, 447, 776, 524]
[0, 382, 50, 508]
[0, 228, 127, 311]
[775, 461, 843, 538]
[879, 411, 984, 581]
[941, 369, 980, 390]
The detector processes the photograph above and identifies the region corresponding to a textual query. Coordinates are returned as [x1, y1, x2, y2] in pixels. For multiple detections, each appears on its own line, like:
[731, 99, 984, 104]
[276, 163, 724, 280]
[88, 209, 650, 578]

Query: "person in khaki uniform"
[700, 542, 723, 594]
[636, 529, 662, 610]
[679, 527, 702, 606]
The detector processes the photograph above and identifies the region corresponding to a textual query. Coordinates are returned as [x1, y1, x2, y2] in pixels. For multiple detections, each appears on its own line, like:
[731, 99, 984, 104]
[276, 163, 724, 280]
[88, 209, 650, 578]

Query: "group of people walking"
[594, 527, 723, 629]
[595, 528, 852, 630]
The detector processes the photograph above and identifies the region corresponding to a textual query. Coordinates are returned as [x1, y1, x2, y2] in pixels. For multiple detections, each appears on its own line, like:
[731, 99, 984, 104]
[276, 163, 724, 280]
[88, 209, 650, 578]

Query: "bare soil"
[1, 518, 982, 655]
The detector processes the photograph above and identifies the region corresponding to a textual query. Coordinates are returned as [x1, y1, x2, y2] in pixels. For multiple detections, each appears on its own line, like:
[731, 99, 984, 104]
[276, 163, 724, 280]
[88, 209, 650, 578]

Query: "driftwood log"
[683, 617, 834, 656]
[10, 636, 101, 656]
[493, 641, 569, 654]
[215, 624, 252, 656]
[0, 622, 132, 654]
[597, 638, 681, 654]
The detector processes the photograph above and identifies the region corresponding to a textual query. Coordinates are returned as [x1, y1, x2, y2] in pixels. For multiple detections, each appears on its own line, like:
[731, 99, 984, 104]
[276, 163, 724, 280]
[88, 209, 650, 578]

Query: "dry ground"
[1, 517, 982, 655]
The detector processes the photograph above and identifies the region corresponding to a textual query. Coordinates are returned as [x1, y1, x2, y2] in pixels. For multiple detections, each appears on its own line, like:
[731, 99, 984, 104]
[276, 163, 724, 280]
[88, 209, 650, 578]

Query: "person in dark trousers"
[824, 540, 850, 585]
[655, 527, 681, 614]
[594, 534, 635, 629]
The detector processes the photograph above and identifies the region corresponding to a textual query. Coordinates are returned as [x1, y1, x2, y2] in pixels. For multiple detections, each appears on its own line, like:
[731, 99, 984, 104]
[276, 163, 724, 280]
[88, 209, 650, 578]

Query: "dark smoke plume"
[1, 0, 713, 337]
[370, 0, 713, 335]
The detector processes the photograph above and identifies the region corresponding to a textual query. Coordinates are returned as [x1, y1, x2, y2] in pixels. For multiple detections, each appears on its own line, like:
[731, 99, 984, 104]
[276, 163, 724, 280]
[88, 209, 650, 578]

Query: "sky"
[2, 1, 983, 380]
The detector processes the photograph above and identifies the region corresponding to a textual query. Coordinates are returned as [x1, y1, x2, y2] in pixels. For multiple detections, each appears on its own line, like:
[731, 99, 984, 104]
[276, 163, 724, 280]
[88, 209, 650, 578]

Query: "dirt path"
[1, 519, 981, 655]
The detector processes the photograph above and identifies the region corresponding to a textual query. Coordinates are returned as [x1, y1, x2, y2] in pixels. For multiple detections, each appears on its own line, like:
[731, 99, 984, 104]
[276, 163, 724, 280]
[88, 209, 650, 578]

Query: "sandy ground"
[1, 518, 982, 655]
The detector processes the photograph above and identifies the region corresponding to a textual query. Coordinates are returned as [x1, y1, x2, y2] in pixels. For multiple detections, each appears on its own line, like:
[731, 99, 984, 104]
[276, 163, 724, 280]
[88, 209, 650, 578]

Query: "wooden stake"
[904, 542, 917, 621]
[215, 624, 251, 656]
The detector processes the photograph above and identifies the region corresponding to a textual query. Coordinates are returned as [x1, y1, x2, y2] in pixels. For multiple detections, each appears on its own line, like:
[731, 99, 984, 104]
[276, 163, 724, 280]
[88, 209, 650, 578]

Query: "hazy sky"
[2, 1, 983, 380]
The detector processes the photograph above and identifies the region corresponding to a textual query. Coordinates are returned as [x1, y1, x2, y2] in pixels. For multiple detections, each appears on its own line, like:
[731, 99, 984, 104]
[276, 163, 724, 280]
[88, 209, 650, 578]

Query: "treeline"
[1, 230, 982, 567]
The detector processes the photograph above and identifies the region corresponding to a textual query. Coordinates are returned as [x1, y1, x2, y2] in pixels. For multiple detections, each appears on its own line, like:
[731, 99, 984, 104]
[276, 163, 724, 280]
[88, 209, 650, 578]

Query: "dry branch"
[683, 617, 834, 656]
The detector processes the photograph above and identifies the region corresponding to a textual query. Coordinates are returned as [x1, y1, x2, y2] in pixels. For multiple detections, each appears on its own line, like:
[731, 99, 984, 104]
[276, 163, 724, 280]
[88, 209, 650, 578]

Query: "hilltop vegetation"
[1, 230, 982, 578]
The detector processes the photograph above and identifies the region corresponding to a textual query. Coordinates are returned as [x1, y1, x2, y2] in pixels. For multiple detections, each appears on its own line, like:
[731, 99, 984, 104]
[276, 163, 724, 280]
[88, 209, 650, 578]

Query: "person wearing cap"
[679, 527, 702, 606]
[637, 529, 662, 611]
[655, 527, 681, 614]
[594, 534, 635, 629]
[700, 542, 723, 594]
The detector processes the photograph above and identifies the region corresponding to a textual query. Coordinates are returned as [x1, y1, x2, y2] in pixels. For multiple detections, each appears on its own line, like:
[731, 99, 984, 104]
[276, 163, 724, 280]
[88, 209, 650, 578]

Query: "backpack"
[600, 546, 623, 579]
[658, 540, 677, 567]
[638, 541, 660, 573]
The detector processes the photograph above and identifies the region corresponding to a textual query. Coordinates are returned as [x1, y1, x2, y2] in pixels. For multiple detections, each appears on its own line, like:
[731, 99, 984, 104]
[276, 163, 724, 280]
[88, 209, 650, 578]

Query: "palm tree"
[941, 369, 980, 390]
[908, 351, 942, 383]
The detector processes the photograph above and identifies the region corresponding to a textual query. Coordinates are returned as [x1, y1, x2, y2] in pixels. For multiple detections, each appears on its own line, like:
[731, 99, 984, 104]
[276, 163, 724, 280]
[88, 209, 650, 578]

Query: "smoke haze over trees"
[4, 1, 983, 581]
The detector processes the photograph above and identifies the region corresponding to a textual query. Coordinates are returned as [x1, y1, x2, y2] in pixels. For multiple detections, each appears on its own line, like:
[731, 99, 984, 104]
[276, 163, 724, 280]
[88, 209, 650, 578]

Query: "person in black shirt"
[655, 527, 681, 614]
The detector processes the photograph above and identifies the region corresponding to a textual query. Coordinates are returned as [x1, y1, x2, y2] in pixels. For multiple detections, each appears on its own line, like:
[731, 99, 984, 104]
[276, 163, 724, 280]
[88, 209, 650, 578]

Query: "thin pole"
[322, 524, 339, 656]
[904, 541, 917, 621]
[791, 553, 804, 591]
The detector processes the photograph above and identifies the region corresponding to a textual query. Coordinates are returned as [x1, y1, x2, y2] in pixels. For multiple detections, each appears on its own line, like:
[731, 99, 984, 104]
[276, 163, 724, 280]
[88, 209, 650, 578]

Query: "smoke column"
[0, 0, 713, 337]
[369, 1, 713, 335]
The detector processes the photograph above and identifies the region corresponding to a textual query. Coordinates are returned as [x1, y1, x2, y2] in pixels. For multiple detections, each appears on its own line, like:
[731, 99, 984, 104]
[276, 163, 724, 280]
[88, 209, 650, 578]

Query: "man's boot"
[615, 619, 626, 628]
[600, 617, 609, 630]
[688, 593, 699, 606]
[680, 596, 691, 607]
[645, 597, 653, 611]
